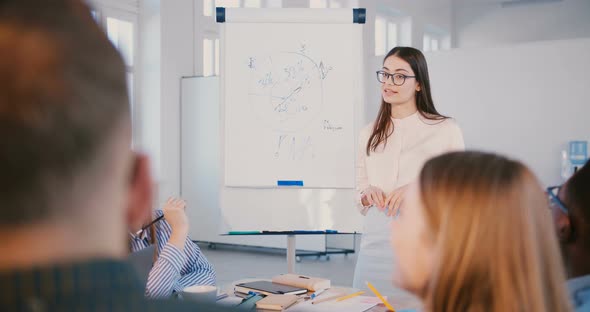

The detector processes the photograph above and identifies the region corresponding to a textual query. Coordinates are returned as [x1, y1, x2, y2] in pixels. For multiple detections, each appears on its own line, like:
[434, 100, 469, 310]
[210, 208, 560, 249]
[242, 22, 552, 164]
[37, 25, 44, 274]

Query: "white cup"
[181, 285, 218, 303]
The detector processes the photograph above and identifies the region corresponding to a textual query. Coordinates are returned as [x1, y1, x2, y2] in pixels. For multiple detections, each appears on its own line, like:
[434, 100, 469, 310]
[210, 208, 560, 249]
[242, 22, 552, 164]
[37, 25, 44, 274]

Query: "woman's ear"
[416, 83, 421, 92]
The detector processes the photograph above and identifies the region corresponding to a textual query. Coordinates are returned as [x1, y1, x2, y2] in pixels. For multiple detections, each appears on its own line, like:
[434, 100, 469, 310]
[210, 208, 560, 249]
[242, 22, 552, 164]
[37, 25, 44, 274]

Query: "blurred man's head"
[0, 0, 152, 268]
[551, 162, 590, 278]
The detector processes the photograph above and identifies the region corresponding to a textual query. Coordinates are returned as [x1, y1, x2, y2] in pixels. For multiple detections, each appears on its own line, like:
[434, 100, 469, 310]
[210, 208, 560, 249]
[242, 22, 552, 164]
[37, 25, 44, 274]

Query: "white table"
[220, 279, 422, 311]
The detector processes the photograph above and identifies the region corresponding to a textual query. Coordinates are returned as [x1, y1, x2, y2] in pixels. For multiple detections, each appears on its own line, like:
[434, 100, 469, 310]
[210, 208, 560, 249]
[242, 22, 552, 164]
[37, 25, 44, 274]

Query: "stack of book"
[234, 274, 332, 310]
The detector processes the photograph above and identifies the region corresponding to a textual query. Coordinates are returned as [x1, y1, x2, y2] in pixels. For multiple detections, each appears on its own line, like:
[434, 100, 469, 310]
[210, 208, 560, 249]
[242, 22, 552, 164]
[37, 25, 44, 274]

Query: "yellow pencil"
[335, 290, 365, 302]
[366, 282, 396, 312]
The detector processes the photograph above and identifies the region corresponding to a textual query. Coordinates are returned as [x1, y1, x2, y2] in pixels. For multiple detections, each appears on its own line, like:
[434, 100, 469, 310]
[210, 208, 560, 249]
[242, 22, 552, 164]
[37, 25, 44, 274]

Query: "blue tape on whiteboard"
[216, 7, 226, 23]
[353, 8, 366, 24]
[277, 180, 304, 186]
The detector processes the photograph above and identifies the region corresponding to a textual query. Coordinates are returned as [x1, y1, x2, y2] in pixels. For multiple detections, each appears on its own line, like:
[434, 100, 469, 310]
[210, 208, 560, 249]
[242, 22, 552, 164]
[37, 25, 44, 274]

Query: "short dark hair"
[564, 162, 590, 242]
[0, 0, 130, 225]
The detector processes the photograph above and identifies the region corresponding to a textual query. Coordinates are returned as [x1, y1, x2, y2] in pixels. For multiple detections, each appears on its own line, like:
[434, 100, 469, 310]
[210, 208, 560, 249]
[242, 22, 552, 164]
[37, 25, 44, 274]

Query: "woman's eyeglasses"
[376, 70, 416, 86]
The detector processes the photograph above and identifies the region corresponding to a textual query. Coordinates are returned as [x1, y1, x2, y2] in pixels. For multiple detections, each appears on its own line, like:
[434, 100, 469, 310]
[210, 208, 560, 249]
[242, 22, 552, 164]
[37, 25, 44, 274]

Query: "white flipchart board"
[219, 8, 365, 231]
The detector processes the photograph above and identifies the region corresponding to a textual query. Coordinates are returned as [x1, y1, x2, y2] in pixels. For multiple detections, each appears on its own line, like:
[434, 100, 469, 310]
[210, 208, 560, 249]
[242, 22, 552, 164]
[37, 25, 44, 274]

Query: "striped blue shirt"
[569, 275, 590, 312]
[130, 210, 216, 299]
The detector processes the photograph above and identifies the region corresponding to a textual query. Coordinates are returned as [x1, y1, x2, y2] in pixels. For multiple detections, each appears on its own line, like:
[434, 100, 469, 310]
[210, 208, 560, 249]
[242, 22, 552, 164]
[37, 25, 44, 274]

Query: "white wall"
[426, 38, 590, 186]
[453, 0, 590, 48]
[158, 0, 196, 203]
[138, 0, 161, 181]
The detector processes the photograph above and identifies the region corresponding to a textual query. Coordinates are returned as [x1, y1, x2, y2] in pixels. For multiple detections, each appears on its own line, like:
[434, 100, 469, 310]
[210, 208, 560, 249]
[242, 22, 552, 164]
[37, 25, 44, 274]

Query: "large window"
[375, 14, 401, 56]
[375, 16, 386, 56]
[423, 28, 450, 52]
[244, 0, 262, 8]
[204, 0, 266, 16]
[106, 17, 135, 103]
[387, 22, 398, 51]
[202, 36, 221, 77]
[423, 34, 440, 52]
[309, 0, 347, 8]
[309, 0, 328, 8]
[90, 3, 138, 142]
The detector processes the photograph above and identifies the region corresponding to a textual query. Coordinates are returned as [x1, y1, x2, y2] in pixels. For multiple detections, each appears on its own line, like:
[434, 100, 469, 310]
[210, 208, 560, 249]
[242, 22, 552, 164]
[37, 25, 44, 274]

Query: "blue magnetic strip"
[216, 7, 226, 23]
[277, 180, 304, 186]
[353, 8, 366, 24]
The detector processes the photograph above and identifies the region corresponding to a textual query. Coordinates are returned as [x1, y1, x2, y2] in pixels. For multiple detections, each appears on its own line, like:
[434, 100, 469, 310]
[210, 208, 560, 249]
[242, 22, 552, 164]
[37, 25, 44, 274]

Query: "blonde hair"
[418, 151, 571, 312]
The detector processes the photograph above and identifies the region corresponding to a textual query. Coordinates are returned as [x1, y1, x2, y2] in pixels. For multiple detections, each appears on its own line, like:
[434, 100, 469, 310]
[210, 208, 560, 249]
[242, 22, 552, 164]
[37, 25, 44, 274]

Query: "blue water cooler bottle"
[569, 141, 588, 174]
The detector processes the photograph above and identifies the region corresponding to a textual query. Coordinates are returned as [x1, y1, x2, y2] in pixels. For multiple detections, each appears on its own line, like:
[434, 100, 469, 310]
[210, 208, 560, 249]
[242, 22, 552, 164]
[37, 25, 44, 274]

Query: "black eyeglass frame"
[376, 70, 416, 86]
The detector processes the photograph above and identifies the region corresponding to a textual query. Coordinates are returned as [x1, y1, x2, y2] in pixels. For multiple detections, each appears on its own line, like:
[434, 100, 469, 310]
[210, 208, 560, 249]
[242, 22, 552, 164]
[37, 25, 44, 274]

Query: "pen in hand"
[135, 215, 164, 236]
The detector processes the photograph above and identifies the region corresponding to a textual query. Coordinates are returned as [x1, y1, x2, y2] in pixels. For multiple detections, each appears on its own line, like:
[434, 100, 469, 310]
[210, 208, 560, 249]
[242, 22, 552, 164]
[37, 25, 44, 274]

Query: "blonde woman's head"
[391, 151, 571, 312]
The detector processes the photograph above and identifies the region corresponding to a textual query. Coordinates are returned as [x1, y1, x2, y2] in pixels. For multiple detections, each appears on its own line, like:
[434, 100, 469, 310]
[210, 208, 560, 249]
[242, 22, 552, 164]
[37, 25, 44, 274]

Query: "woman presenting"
[353, 47, 464, 293]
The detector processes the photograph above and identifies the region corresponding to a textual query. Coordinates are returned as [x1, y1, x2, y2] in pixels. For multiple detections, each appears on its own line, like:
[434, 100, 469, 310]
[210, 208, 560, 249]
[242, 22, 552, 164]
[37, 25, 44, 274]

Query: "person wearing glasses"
[353, 46, 465, 293]
[130, 197, 216, 299]
[549, 162, 590, 311]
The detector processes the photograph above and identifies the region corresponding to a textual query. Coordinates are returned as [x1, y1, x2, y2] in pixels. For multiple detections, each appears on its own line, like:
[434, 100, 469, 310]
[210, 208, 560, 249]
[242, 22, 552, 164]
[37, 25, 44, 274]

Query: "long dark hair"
[366, 47, 446, 156]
